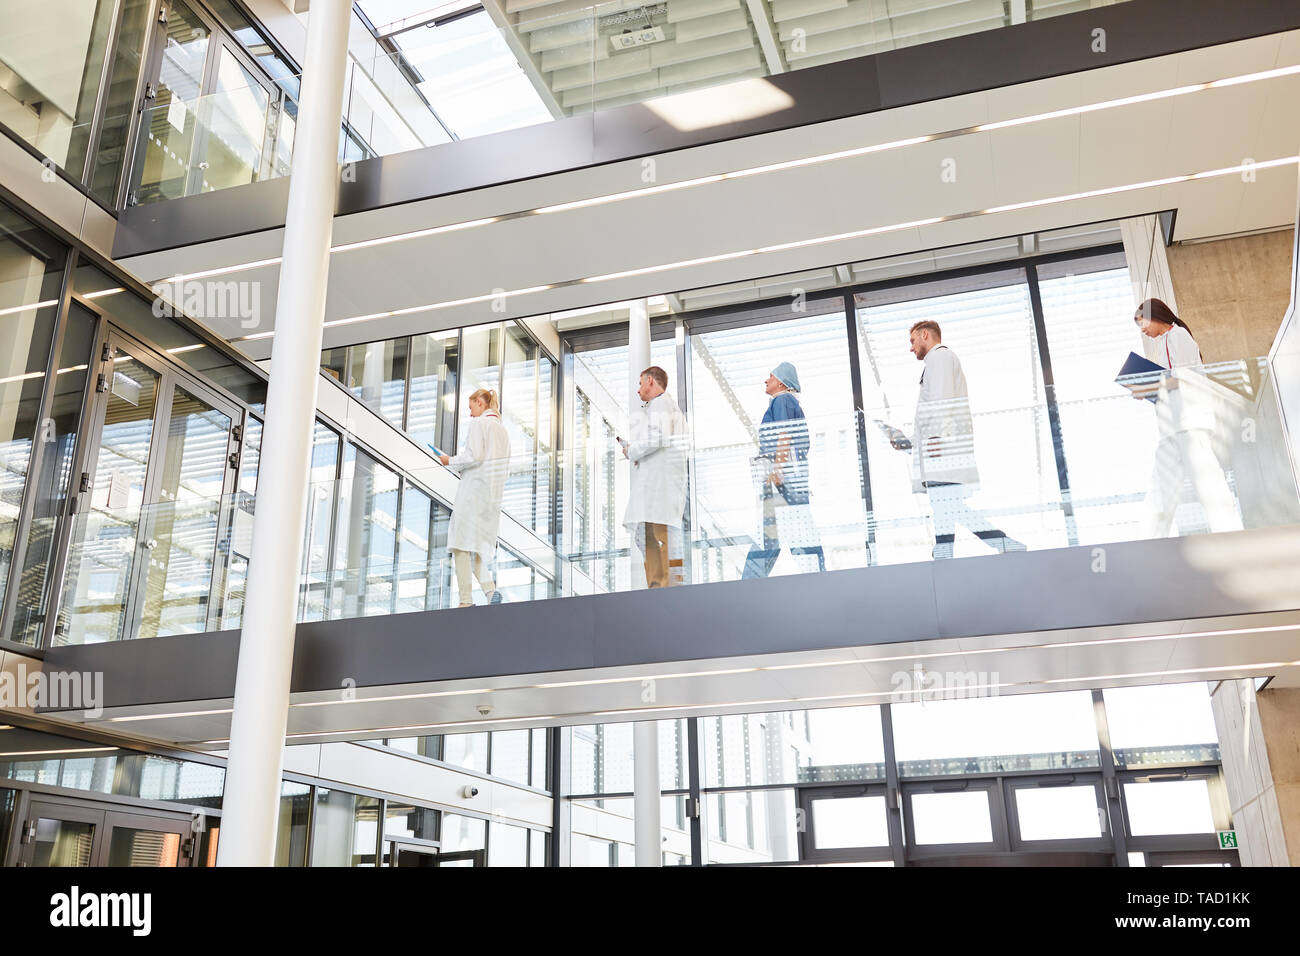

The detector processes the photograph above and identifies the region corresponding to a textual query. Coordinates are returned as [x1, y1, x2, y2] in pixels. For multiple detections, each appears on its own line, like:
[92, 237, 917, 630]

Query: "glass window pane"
[529, 828, 546, 866]
[1037, 256, 1160, 542]
[856, 269, 1057, 562]
[107, 826, 183, 866]
[810, 795, 889, 849]
[89, 0, 153, 203]
[31, 817, 96, 866]
[1104, 683, 1220, 767]
[349, 338, 408, 429]
[332, 446, 399, 618]
[488, 820, 527, 867]
[442, 733, 488, 774]
[439, 812, 486, 858]
[408, 330, 458, 455]
[702, 706, 884, 788]
[310, 789, 379, 866]
[490, 730, 529, 785]
[457, 323, 501, 451]
[892, 691, 1099, 775]
[275, 781, 312, 866]
[702, 789, 799, 864]
[1124, 780, 1217, 836]
[568, 723, 633, 795]
[910, 791, 994, 845]
[692, 304, 861, 579]
[0, 0, 117, 175]
[300, 424, 340, 622]
[383, 801, 437, 842]
[1014, 785, 1104, 841]
[8, 302, 94, 646]
[530, 728, 548, 790]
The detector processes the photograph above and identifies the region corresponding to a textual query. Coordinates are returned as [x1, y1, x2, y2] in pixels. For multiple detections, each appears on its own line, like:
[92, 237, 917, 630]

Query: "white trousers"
[452, 549, 495, 604]
[1144, 430, 1243, 538]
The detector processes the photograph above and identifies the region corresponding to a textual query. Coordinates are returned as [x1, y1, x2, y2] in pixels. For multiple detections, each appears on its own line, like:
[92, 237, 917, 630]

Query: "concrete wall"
[1167, 227, 1296, 363]
[1209, 678, 1298, 866]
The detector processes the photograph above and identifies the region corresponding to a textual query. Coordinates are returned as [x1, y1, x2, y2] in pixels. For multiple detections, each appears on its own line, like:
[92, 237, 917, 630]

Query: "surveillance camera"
[476, 704, 493, 717]
[461, 785, 479, 799]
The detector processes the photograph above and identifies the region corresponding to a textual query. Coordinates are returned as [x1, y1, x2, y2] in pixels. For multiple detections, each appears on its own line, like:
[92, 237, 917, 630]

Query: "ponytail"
[469, 387, 500, 412]
[1136, 298, 1192, 336]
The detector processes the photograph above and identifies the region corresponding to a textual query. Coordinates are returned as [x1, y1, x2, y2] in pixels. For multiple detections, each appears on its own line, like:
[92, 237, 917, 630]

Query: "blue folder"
[428, 443, 445, 458]
[1115, 351, 1164, 403]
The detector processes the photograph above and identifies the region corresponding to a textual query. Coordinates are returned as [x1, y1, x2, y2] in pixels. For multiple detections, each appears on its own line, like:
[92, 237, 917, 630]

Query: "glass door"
[57, 328, 243, 645]
[14, 798, 197, 866]
[387, 842, 486, 867]
[129, 0, 277, 203]
[17, 801, 104, 867]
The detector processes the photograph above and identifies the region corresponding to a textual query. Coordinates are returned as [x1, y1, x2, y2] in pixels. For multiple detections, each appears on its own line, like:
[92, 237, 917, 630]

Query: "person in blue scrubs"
[742, 362, 824, 578]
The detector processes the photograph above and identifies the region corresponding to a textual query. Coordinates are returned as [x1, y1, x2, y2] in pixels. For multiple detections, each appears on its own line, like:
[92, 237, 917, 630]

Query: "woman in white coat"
[1135, 298, 1242, 537]
[439, 388, 511, 606]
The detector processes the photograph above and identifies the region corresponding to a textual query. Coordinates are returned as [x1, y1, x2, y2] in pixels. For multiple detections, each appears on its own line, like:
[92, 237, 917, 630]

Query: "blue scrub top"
[758, 392, 810, 505]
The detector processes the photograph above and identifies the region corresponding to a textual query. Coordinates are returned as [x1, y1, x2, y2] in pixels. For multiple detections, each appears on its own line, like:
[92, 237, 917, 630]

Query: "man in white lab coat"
[621, 366, 688, 587]
[890, 320, 1025, 559]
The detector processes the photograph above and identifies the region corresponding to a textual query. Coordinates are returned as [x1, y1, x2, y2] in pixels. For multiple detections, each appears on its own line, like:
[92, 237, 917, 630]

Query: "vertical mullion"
[1092, 688, 1129, 866]
[879, 703, 906, 867]
[842, 292, 877, 564]
[687, 716, 702, 865]
[1026, 262, 1078, 548]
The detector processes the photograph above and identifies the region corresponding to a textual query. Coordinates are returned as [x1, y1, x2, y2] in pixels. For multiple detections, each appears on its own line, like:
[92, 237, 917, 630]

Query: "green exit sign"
[1217, 830, 1238, 850]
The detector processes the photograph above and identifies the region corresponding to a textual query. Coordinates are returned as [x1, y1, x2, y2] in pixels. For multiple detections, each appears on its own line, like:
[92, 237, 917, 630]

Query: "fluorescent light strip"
[0, 371, 44, 385]
[0, 747, 118, 757]
[109, 707, 233, 722]
[0, 299, 57, 317]
[83, 287, 124, 300]
[230, 155, 1293, 341]
[176, 63, 1300, 292]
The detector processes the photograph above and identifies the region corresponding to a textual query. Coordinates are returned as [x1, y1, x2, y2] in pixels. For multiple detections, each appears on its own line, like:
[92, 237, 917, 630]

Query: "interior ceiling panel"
[111, 31, 1300, 356]
[39, 611, 1300, 749]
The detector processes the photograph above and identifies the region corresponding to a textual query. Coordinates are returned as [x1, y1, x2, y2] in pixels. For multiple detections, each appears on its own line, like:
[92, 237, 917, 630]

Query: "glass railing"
[124, 0, 1134, 205]
[49, 355, 1300, 645]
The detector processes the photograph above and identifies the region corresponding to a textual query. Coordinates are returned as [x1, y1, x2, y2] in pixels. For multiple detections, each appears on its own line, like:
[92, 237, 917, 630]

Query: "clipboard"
[1115, 351, 1164, 403]
[428, 443, 446, 458]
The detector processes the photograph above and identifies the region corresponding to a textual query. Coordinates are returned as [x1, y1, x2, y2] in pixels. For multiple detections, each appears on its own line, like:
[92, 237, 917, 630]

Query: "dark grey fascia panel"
[41, 525, 1300, 711]
[111, 0, 1300, 260]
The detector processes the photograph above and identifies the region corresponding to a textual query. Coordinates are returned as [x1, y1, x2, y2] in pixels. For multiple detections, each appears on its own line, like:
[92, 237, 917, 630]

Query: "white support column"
[633, 720, 661, 867]
[628, 300, 660, 866]
[217, 0, 354, 867]
[628, 299, 650, 590]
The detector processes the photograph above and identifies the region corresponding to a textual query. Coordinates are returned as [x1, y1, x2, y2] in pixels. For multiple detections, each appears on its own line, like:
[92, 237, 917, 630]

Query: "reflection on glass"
[7, 301, 91, 646]
[438, 812, 486, 866]
[490, 729, 529, 785]
[442, 733, 488, 774]
[383, 801, 437, 842]
[910, 791, 993, 845]
[59, 355, 161, 645]
[456, 324, 501, 451]
[276, 781, 312, 867]
[350, 338, 408, 429]
[194, 48, 272, 193]
[310, 789, 380, 866]
[408, 330, 459, 455]
[702, 789, 799, 864]
[31, 818, 96, 866]
[332, 446, 400, 617]
[107, 827, 182, 866]
[137, 387, 231, 638]
[135, 0, 211, 202]
[702, 707, 884, 788]
[300, 424, 340, 621]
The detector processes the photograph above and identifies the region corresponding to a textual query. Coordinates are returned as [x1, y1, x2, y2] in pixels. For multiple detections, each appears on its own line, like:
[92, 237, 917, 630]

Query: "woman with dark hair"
[1133, 298, 1242, 536]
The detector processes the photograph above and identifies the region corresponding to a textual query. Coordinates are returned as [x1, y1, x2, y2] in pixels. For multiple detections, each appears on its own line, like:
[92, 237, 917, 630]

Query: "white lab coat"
[1150, 325, 1216, 434]
[446, 410, 511, 560]
[911, 345, 979, 493]
[622, 391, 688, 528]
